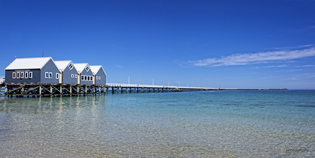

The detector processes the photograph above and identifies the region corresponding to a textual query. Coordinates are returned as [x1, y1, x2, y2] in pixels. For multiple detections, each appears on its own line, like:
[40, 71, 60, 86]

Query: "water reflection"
[0, 95, 108, 157]
[0, 95, 106, 115]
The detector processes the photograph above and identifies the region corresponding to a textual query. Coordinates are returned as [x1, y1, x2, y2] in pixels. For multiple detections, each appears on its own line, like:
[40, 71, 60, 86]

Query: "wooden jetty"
[107, 83, 208, 94]
[0, 82, 287, 98]
[0, 83, 107, 98]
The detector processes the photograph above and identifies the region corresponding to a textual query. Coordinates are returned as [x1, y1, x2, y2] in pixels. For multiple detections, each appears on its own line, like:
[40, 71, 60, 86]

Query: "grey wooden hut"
[54, 60, 78, 85]
[73, 63, 93, 85]
[5, 57, 59, 84]
[90, 65, 106, 85]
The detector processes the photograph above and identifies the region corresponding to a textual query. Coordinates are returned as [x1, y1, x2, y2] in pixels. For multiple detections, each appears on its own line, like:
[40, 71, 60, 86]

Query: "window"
[25, 72, 28, 78]
[90, 76, 93, 81]
[49, 72, 52, 78]
[99, 76, 101, 80]
[71, 74, 74, 78]
[75, 74, 78, 78]
[56, 73, 59, 79]
[17, 72, 20, 78]
[21, 72, 24, 78]
[45, 72, 49, 78]
[85, 76, 87, 81]
[12, 72, 16, 79]
[29, 72, 33, 78]
[68, 63, 73, 70]
[85, 66, 89, 72]
[96, 76, 98, 80]
[81, 75, 84, 81]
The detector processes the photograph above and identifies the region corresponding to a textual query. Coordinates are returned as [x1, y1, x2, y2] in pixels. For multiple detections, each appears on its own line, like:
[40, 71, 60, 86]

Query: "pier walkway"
[106, 83, 214, 93]
[0, 82, 287, 98]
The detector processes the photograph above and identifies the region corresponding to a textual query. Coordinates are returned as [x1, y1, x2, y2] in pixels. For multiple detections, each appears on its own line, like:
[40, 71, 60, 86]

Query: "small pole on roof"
[42, 51, 45, 57]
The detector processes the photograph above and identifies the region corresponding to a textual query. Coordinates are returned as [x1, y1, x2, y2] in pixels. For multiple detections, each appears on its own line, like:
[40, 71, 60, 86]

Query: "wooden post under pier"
[60, 85, 62, 97]
[39, 85, 42, 98]
[84, 85, 87, 96]
[70, 85, 72, 96]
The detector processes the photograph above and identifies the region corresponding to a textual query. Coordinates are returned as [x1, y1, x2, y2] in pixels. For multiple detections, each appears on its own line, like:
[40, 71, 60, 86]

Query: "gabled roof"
[5, 57, 54, 70]
[90, 65, 107, 76]
[54, 60, 76, 72]
[73, 63, 90, 73]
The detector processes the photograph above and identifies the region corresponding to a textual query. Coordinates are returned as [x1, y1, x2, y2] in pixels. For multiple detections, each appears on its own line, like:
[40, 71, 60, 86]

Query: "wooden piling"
[5, 84, 7, 98]
[39, 85, 42, 98]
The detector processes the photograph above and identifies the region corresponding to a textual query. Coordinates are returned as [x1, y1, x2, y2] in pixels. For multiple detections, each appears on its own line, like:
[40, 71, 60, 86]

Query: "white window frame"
[90, 76, 93, 81]
[71, 74, 74, 78]
[45, 72, 49, 78]
[49, 72, 52, 78]
[85, 67, 89, 72]
[75, 74, 78, 78]
[25, 72, 28, 78]
[81, 75, 84, 81]
[56, 73, 59, 79]
[29, 72, 33, 78]
[99, 76, 101, 80]
[21, 72, 24, 78]
[96, 76, 98, 80]
[12, 72, 16, 79]
[17, 72, 20, 78]
[85, 76, 88, 81]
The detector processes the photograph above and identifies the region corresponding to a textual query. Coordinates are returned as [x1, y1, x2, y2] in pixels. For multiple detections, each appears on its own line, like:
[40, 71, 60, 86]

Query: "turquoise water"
[0, 90, 315, 157]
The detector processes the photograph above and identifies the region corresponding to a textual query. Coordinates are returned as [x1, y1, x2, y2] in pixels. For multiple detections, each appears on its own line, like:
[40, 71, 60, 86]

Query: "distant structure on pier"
[0, 76, 4, 84]
[4, 57, 106, 86]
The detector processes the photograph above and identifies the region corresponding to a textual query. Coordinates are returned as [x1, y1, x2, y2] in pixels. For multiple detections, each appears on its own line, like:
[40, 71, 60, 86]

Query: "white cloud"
[265, 65, 287, 68]
[291, 73, 315, 80]
[296, 65, 315, 68]
[189, 47, 315, 67]
[274, 44, 314, 50]
[290, 69, 303, 72]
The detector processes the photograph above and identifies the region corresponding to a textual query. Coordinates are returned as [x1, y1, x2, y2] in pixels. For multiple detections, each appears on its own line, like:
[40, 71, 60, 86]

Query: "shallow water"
[0, 90, 315, 157]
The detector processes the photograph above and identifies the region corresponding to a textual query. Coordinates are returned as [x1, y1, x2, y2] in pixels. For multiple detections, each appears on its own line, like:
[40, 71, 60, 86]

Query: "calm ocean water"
[0, 90, 315, 157]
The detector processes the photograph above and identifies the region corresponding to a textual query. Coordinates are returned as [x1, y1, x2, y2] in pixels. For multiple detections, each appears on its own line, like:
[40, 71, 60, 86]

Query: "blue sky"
[1, 0, 315, 89]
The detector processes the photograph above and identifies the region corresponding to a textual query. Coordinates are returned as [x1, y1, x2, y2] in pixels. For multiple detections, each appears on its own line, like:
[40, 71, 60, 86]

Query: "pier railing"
[107, 83, 177, 88]
[106, 83, 212, 90]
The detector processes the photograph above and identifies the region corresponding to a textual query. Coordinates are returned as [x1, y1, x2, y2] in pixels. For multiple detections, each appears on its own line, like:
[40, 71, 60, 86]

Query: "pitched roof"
[5, 57, 53, 70]
[54, 60, 75, 72]
[73, 63, 90, 73]
[90, 65, 107, 76]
